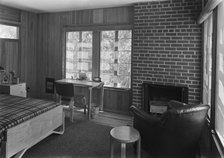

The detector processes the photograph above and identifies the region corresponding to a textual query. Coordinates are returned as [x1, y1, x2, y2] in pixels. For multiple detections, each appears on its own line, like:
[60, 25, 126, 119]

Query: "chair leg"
[83, 97, 87, 115]
[137, 138, 141, 158]
[69, 101, 74, 122]
[84, 106, 86, 115]
[133, 142, 137, 154]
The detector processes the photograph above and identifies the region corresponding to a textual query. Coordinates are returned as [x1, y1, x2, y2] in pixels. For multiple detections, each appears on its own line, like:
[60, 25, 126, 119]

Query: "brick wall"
[132, 0, 202, 107]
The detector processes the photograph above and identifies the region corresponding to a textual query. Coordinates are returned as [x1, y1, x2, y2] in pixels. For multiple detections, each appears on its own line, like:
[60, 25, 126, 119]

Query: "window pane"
[82, 31, 92, 44]
[101, 62, 114, 74]
[100, 74, 114, 87]
[66, 31, 92, 80]
[100, 30, 132, 88]
[101, 51, 115, 63]
[118, 76, 131, 88]
[203, 14, 213, 118]
[101, 31, 115, 52]
[0, 24, 19, 39]
[118, 30, 132, 39]
[215, 1, 224, 146]
[118, 51, 131, 64]
[118, 64, 131, 76]
[118, 39, 132, 50]
[102, 31, 115, 39]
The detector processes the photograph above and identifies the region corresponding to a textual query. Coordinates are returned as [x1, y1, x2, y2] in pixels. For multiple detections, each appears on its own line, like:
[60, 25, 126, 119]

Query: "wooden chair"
[55, 82, 87, 122]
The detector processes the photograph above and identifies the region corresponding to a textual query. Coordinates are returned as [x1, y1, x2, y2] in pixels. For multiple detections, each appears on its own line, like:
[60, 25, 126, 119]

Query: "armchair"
[130, 101, 209, 158]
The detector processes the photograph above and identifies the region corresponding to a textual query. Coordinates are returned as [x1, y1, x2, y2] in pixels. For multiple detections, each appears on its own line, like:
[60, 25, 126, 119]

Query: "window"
[0, 24, 19, 39]
[64, 28, 132, 89]
[65, 31, 93, 79]
[100, 30, 132, 88]
[202, 0, 224, 152]
[215, 1, 224, 146]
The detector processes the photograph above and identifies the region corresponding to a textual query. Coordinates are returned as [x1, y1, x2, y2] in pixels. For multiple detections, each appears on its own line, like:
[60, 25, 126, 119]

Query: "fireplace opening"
[142, 82, 188, 114]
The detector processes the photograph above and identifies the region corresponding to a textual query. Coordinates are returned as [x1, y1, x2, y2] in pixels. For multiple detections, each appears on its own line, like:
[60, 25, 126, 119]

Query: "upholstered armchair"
[130, 101, 209, 158]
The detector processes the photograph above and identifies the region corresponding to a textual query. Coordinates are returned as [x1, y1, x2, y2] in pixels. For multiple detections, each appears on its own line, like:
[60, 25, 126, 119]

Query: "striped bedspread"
[0, 94, 59, 145]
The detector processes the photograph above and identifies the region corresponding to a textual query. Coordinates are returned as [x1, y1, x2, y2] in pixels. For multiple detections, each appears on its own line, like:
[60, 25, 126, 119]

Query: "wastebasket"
[91, 104, 100, 118]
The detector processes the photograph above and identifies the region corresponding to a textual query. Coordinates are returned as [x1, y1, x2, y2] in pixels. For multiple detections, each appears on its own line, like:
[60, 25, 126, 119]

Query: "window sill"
[103, 86, 131, 91]
[212, 130, 224, 158]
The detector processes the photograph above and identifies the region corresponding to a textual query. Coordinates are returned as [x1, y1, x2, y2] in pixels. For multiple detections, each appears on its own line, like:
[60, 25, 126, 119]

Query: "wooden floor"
[91, 111, 133, 127]
[65, 108, 133, 127]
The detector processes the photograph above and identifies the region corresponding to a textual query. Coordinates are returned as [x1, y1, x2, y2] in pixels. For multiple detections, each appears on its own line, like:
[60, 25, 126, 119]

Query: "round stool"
[110, 126, 141, 158]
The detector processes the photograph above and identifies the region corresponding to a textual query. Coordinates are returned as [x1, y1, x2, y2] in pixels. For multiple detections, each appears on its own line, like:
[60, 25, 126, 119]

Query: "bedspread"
[0, 94, 59, 145]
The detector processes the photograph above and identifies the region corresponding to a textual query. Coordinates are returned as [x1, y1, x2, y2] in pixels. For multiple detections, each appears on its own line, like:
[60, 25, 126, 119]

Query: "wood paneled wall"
[103, 88, 132, 114]
[3, 40, 19, 73]
[0, 39, 19, 75]
[0, 5, 21, 24]
[0, 5, 38, 97]
[36, 6, 133, 113]
[20, 11, 38, 97]
[0, 5, 20, 76]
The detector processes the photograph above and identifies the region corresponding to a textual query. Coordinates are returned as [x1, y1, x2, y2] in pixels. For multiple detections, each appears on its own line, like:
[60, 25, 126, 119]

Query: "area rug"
[23, 117, 138, 158]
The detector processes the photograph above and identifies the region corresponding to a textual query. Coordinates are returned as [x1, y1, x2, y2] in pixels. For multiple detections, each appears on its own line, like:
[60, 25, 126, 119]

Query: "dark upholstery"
[130, 101, 209, 158]
[55, 82, 75, 97]
[55, 82, 85, 102]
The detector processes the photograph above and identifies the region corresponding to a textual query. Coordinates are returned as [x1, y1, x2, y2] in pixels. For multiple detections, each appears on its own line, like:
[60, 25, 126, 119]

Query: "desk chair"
[55, 82, 87, 122]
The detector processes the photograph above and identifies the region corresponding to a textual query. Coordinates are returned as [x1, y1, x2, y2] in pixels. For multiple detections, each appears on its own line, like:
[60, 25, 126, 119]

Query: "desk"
[56, 79, 104, 120]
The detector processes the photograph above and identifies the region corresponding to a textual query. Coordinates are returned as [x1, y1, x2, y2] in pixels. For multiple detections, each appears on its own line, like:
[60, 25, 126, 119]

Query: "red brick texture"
[132, 0, 202, 107]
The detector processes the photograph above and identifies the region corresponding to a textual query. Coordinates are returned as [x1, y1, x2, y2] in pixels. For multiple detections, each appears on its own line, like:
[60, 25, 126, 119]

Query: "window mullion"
[114, 30, 119, 87]
[211, 7, 218, 130]
[92, 31, 100, 79]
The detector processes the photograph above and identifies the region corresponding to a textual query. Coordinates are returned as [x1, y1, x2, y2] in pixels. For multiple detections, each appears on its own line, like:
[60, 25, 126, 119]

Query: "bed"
[0, 94, 64, 158]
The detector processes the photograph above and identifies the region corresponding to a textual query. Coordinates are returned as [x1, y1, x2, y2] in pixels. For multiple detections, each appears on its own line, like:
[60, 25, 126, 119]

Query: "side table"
[110, 126, 141, 158]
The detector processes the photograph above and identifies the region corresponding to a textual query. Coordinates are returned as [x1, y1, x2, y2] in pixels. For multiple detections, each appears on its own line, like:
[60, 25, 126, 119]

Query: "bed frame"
[0, 105, 64, 158]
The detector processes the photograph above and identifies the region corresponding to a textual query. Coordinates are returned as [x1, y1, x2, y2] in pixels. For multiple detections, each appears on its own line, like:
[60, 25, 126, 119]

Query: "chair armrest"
[130, 105, 161, 124]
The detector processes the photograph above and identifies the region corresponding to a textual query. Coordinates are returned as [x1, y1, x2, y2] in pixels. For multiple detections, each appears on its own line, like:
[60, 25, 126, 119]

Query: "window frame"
[212, 4, 224, 155]
[202, 3, 224, 156]
[62, 25, 133, 90]
[202, 13, 213, 116]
